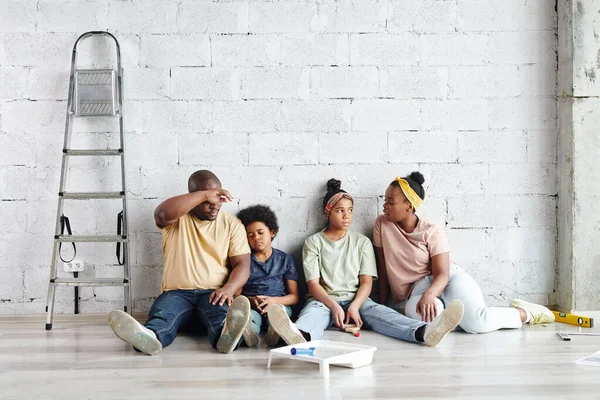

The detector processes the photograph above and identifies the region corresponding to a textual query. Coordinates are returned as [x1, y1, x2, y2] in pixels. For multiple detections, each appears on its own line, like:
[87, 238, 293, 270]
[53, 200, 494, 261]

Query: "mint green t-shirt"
[302, 230, 378, 301]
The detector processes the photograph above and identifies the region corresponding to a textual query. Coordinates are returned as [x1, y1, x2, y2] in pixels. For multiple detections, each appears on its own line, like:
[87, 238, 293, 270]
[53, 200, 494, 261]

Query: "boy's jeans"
[295, 298, 425, 343]
[250, 305, 293, 334]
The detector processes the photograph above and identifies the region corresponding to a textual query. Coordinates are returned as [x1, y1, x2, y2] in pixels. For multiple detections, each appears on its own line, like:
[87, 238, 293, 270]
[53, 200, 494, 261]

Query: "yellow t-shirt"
[159, 210, 250, 292]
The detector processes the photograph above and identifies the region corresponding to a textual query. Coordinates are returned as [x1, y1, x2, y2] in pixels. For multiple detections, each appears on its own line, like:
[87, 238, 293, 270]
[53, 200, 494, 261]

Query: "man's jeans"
[144, 289, 242, 350]
[295, 298, 425, 343]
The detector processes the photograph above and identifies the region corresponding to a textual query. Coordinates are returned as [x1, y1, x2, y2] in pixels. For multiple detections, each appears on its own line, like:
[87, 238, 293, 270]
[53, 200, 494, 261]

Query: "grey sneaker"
[108, 310, 162, 356]
[264, 324, 281, 347]
[267, 303, 306, 346]
[216, 296, 251, 354]
[242, 316, 259, 347]
[423, 299, 464, 347]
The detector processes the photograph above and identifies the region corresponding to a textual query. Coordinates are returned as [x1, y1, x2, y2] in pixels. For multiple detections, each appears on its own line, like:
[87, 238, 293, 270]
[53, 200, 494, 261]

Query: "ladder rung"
[50, 278, 129, 287]
[64, 149, 122, 156]
[55, 235, 127, 242]
[60, 191, 125, 199]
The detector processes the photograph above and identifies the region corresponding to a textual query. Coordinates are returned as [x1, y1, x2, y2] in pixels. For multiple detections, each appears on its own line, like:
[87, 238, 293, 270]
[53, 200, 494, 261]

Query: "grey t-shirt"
[302, 230, 378, 301]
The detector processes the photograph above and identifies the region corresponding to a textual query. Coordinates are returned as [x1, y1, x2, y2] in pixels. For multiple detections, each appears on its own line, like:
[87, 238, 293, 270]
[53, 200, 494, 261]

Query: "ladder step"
[60, 191, 125, 199]
[55, 235, 127, 242]
[64, 149, 122, 156]
[50, 278, 129, 287]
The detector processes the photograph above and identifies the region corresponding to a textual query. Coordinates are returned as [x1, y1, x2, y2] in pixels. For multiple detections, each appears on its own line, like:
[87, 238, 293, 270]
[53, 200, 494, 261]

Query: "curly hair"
[237, 204, 279, 237]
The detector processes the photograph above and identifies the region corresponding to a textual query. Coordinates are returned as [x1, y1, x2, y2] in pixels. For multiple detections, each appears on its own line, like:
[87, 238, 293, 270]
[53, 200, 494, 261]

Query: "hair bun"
[409, 171, 425, 185]
[326, 178, 342, 192]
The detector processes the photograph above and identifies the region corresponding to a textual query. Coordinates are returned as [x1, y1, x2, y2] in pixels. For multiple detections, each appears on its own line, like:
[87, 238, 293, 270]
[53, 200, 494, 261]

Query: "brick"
[38, 1, 108, 33]
[380, 66, 448, 99]
[489, 98, 556, 130]
[0, 201, 27, 234]
[128, 166, 190, 199]
[280, 34, 349, 66]
[349, 196, 379, 237]
[318, 131, 387, 164]
[420, 34, 488, 66]
[179, 133, 248, 167]
[448, 66, 521, 98]
[487, 31, 556, 65]
[238, 196, 312, 233]
[414, 196, 447, 228]
[387, 0, 457, 33]
[135, 233, 164, 267]
[280, 100, 351, 131]
[76, 35, 141, 70]
[241, 67, 310, 99]
[389, 131, 457, 163]
[0, 1, 36, 33]
[318, 0, 387, 33]
[128, 100, 212, 133]
[422, 99, 488, 131]
[0, 132, 37, 167]
[128, 198, 163, 233]
[0, 67, 28, 100]
[457, 0, 556, 32]
[350, 34, 419, 66]
[25, 200, 61, 235]
[0, 267, 23, 300]
[516, 261, 555, 294]
[3, 100, 65, 134]
[486, 228, 556, 265]
[463, 260, 518, 302]
[171, 67, 241, 100]
[488, 164, 557, 196]
[126, 132, 178, 167]
[446, 229, 487, 263]
[351, 99, 420, 131]
[249, 133, 317, 166]
[0, 33, 72, 67]
[26, 68, 69, 100]
[213, 100, 279, 133]
[0, 234, 54, 267]
[215, 166, 282, 198]
[179, 1, 249, 34]
[0, 166, 35, 200]
[249, 1, 318, 33]
[427, 164, 488, 197]
[458, 131, 527, 164]
[448, 196, 556, 229]
[517, 64, 557, 97]
[212, 35, 280, 66]
[141, 35, 210, 67]
[108, 0, 178, 33]
[123, 67, 169, 100]
[311, 66, 378, 98]
[527, 130, 557, 164]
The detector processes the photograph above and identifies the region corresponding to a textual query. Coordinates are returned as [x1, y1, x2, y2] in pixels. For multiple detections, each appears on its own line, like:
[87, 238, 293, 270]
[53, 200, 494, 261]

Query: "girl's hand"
[416, 292, 438, 322]
[256, 295, 274, 314]
[344, 304, 363, 328]
[330, 303, 345, 328]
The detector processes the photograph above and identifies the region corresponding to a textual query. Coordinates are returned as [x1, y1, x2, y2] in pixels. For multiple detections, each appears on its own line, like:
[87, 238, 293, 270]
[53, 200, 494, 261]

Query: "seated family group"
[108, 170, 555, 356]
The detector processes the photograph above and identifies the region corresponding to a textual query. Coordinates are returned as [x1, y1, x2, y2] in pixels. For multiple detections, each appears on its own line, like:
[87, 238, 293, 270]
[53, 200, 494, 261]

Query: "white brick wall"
[0, 0, 557, 314]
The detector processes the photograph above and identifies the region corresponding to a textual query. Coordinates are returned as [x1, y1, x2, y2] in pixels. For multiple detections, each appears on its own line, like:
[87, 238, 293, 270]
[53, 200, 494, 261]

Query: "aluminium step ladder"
[45, 31, 131, 330]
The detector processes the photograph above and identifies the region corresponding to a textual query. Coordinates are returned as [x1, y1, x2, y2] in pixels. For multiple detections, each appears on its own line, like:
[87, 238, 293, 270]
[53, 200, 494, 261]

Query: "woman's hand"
[416, 292, 439, 322]
[329, 302, 345, 328]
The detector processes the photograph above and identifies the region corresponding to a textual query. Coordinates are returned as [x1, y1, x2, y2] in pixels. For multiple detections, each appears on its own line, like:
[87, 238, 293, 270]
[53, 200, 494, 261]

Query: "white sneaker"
[424, 300, 464, 347]
[242, 317, 259, 348]
[108, 310, 162, 356]
[510, 299, 555, 324]
[267, 304, 306, 346]
[216, 296, 251, 354]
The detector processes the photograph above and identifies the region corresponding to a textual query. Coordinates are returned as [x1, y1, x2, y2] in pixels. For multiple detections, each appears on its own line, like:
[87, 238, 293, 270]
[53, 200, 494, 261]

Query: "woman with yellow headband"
[267, 178, 465, 347]
[374, 172, 555, 333]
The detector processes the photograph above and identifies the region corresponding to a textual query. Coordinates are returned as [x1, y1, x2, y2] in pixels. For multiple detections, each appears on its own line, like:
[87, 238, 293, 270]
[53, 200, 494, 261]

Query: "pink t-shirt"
[373, 214, 450, 303]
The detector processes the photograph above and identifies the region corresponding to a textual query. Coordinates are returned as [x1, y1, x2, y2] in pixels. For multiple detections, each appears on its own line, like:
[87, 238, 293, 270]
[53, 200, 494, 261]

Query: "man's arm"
[209, 253, 251, 306]
[154, 189, 232, 228]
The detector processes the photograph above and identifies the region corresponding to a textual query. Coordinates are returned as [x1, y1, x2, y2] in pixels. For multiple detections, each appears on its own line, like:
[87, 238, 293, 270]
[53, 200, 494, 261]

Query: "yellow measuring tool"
[552, 311, 594, 328]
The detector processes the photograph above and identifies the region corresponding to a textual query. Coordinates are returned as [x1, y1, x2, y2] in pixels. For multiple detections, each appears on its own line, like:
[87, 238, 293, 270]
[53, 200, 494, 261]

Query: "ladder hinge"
[62, 149, 67, 154]
[50, 279, 55, 283]
[120, 191, 125, 196]
[118, 149, 123, 153]
[58, 192, 64, 197]
[123, 279, 129, 284]
[122, 235, 127, 239]
[54, 235, 59, 239]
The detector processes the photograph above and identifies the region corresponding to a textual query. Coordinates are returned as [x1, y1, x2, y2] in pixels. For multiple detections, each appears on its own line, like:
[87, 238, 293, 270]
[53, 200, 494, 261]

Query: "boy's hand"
[345, 304, 363, 328]
[256, 295, 274, 314]
[329, 302, 345, 328]
[247, 296, 261, 311]
[210, 286, 235, 307]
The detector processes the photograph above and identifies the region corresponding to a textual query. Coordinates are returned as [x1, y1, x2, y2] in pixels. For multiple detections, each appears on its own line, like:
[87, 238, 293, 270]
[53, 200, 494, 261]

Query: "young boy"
[237, 205, 299, 347]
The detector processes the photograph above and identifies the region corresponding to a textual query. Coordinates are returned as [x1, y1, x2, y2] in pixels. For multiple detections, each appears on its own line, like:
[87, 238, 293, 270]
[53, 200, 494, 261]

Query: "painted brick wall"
[0, 0, 558, 314]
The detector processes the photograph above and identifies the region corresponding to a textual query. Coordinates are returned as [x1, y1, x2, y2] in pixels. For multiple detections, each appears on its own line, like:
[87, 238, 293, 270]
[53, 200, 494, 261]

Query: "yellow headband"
[395, 177, 423, 210]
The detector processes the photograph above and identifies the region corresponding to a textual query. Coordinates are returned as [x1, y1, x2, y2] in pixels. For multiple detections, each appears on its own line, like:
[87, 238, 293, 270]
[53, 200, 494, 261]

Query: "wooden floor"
[1, 314, 600, 400]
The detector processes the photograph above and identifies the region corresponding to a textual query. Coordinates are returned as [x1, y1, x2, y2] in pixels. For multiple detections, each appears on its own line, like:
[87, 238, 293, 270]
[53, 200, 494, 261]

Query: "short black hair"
[237, 205, 279, 237]
[390, 171, 426, 200]
[322, 178, 349, 209]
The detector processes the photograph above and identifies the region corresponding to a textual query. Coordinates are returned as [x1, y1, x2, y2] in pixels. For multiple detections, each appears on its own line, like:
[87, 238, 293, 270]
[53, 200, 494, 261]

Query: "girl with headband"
[267, 178, 465, 347]
[374, 171, 555, 333]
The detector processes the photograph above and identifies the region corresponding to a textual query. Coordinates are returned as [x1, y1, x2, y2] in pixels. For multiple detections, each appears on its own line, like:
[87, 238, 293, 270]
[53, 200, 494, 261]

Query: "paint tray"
[267, 340, 377, 377]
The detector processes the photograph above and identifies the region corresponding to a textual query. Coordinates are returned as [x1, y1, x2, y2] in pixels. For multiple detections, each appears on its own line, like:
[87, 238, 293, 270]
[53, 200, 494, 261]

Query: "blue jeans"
[250, 305, 293, 335]
[144, 289, 242, 350]
[295, 298, 426, 343]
